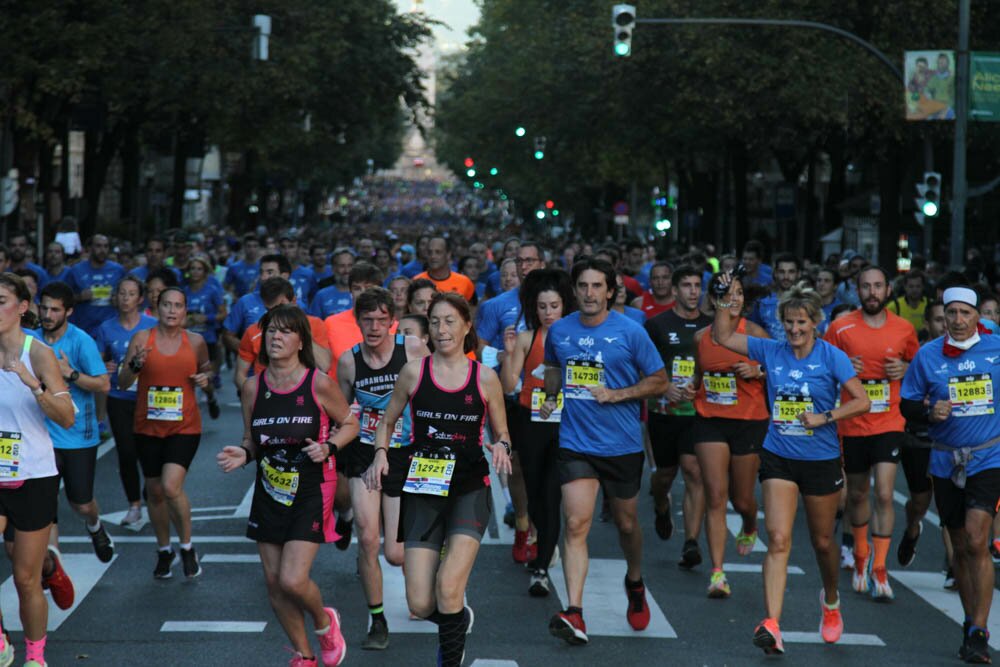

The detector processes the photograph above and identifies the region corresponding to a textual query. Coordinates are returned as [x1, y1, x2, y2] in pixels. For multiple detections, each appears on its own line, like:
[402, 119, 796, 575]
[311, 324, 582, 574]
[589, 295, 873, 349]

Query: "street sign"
[970, 52, 1000, 121]
[613, 200, 629, 215]
[614, 215, 629, 225]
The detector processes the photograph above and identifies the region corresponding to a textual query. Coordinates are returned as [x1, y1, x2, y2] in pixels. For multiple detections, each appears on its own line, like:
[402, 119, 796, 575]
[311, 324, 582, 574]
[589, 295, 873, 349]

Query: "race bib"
[565, 360, 605, 401]
[147, 386, 183, 421]
[91, 284, 112, 306]
[772, 394, 814, 436]
[403, 453, 455, 497]
[360, 406, 404, 447]
[704, 372, 738, 406]
[530, 388, 563, 422]
[949, 374, 995, 418]
[261, 457, 299, 506]
[671, 357, 695, 387]
[864, 379, 891, 413]
[0, 431, 22, 479]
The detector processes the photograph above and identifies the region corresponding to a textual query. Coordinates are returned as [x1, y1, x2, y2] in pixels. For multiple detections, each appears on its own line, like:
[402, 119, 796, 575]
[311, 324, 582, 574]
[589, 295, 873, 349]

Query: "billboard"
[905, 50, 956, 121]
[970, 52, 1000, 122]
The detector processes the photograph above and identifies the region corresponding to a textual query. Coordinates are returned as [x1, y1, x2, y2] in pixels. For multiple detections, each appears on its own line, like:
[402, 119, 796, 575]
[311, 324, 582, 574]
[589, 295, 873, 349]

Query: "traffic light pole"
[950, 0, 969, 270]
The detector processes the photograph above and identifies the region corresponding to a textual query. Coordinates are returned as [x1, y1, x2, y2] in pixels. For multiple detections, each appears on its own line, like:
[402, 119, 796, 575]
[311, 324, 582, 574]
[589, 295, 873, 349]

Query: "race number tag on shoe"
[91, 284, 113, 306]
[704, 372, 738, 405]
[261, 458, 299, 506]
[0, 431, 22, 480]
[863, 379, 891, 413]
[530, 388, 563, 422]
[671, 356, 695, 387]
[403, 452, 455, 497]
[949, 374, 995, 417]
[147, 386, 183, 421]
[360, 406, 404, 446]
[772, 395, 815, 436]
[565, 360, 605, 401]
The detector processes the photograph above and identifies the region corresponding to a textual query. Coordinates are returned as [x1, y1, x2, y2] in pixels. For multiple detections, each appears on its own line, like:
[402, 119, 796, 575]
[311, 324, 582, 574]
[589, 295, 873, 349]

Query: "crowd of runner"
[0, 177, 998, 666]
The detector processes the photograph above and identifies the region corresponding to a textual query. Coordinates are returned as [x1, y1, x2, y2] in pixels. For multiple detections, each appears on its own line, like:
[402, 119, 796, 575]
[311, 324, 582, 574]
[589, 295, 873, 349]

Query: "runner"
[414, 237, 476, 303]
[118, 286, 213, 579]
[364, 292, 512, 667]
[500, 268, 576, 596]
[218, 304, 355, 667]
[900, 287, 1000, 664]
[337, 287, 429, 650]
[631, 261, 675, 319]
[65, 234, 126, 337]
[749, 253, 801, 341]
[183, 254, 226, 418]
[692, 272, 770, 598]
[0, 274, 74, 667]
[310, 248, 355, 319]
[398, 314, 429, 344]
[541, 257, 667, 645]
[406, 278, 437, 317]
[94, 276, 157, 530]
[824, 266, 919, 601]
[144, 268, 179, 316]
[712, 276, 870, 654]
[222, 254, 292, 354]
[644, 266, 712, 567]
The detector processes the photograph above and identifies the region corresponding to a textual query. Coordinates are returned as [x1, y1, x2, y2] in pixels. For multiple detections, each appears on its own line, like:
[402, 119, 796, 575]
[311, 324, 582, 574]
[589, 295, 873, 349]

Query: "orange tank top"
[518, 330, 546, 409]
[135, 327, 202, 436]
[694, 319, 768, 420]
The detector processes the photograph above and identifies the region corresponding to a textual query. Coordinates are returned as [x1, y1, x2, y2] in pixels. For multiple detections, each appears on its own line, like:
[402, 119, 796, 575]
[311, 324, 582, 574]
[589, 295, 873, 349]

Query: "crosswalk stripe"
[1, 554, 115, 631]
[201, 554, 260, 564]
[470, 661, 519, 666]
[782, 631, 885, 646]
[891, 570, 1000, 649]
[161, 621, 266, 632]
[550, 558, 677, 638]
[724, 563, 805, 575]
[726, 514, 767, 553]
[379, 555, 437, 634]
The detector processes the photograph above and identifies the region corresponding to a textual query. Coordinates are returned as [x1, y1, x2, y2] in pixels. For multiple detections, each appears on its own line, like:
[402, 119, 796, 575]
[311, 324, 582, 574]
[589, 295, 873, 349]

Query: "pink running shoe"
[317, 607, 346, 666]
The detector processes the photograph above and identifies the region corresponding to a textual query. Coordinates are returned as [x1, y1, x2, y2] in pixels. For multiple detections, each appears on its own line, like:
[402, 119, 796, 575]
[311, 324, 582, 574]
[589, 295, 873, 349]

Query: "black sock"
[369, 604, 385, 624]
[567, 606, 583, 615]
[625, 576, 644, 589]
[425, 610, 444, 625]
[842, 532, 855, 549]
[437, 610, 465, 667]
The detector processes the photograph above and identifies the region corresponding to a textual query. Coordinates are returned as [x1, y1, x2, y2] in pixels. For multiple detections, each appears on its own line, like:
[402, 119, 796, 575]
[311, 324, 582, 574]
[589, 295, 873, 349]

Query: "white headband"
[943, 287, 979, 310]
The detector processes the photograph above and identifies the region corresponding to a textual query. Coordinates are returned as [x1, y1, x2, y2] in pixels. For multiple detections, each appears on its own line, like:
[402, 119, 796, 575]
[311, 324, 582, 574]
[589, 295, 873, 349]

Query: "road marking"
[379, 555, 436, 633]
[58, 535, 253, 544]
[483, 463, 515, 546]
[892, 490, 941, 527]
[1, 554, 115, 631]
[724, 563, 804, 575]
[726, 514, 767, 553]
[201, 554, 260, 564]
[891, 570, 1000, 649]
[550, 558, 676, 638]
[235, 483, 254, 518]
[161, 621, 266, 633]
[782, 631, 885, 646]
[470, 661, 519, 666]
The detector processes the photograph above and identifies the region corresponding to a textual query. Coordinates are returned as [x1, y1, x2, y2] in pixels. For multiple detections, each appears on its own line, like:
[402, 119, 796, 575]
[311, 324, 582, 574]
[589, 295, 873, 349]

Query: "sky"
[393, 0, 480, 52]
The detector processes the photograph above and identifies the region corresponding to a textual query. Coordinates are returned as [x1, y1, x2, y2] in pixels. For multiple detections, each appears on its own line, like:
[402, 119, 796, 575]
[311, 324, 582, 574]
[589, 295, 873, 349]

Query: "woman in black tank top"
[364, 293, 513, 667]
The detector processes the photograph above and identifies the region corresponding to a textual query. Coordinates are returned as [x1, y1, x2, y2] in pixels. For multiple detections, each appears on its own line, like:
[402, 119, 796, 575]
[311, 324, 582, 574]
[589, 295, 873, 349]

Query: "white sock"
[180, 542, 193, 551]
[159, 545, 173, 554]
[86, 520, 101, 533]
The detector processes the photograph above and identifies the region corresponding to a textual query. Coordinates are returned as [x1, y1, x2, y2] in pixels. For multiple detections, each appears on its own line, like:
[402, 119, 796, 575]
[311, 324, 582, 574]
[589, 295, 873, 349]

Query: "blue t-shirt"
[310, 264, 333, 284]
[47, 266, 71, 284]
[289, 266, 317, 305]
[94, 314, 157, 400]
[545, 311, 665, 457]
[475, 288, 521, 350]
[900, 335, 1000, 478]
[744, 264, 773, 289]
[401, 259, 424, 279]
[224, 260, 259, 297]
[223, 292, 266, 337]
[622, 306, 645, 325]
[14, 262, 50, 289]
[486, 270, 503, 297]
[65, 260, 127, 335]
[129, 264, 183, 284]
[31, 326, 107, 449]
[746, 337, 856, 461]
[751, 294, 786, 342]
[184, 281, 224, 344]
[310, 286, 353, 319]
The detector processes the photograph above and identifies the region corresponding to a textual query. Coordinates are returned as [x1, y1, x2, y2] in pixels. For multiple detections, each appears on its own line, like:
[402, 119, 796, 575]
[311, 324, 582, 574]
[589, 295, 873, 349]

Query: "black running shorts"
[647, 413, 695, 468]
[933, 468, 1000, 530]
[900, 435, 932, 495]
[0, 475, 59, 532]
[758, 448, 844, 496]
[400, 487, 491, 549]
[557, 448, 644, 499]
[842, 432, 905, 474]
[54, 447, 98, 505]
[135, 433, 201, 478]
[344, 442, 411, 498]
[247, 468, 337, 545]
[691, 416, 767, 457]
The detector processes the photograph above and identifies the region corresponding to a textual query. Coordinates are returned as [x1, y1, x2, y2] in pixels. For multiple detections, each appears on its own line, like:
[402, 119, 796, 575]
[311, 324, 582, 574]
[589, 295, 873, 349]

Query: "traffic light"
[545, 200, 555, 209]
[464, 157, 475, 168]
[533, 136, 546, 160]
[612, 4, 636, 57]
[515, 127, 526, 138]
[915, 171, 942, 225]
[466, 168, 476, 178]
[489, 167, 499, 176]
[1, 172, 19, 217]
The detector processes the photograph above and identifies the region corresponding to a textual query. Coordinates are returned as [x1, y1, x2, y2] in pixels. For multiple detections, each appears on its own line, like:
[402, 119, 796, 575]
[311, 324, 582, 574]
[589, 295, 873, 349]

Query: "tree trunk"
[82, 121, 127, 238]
[120, 121, 141, 240]
[878, 144, 903, 271]
[731, 140, 748, 254]
[169, 132, 188, 229]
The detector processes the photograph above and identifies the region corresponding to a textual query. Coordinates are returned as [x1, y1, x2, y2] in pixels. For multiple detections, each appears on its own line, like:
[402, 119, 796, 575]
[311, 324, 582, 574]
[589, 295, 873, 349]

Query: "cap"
[943, 287, 979, 310]
[400, 244, 415, 254]
[841, 249, 859, 261]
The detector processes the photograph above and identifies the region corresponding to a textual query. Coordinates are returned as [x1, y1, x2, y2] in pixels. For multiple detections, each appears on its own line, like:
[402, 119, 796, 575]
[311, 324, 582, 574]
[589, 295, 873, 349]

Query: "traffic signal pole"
[951, 0, 969, 270]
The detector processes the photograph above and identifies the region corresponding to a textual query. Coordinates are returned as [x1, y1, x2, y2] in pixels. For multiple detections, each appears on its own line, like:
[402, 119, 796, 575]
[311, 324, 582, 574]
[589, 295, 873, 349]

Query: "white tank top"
[0, 335, 58, 481]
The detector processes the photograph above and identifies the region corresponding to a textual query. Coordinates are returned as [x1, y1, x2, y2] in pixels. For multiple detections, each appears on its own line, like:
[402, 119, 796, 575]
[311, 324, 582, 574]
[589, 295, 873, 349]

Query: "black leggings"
[517, 410, 561, 571]
[107, 396, 142, 503]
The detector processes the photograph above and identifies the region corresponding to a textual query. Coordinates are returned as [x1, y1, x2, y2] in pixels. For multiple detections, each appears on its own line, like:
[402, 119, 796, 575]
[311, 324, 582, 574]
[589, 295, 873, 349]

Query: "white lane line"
[470, 661, 519, 666]
[235, 482, 254, 518]
[891, 571, 1000, 649]
[1, 554, 116, 631]
[191, 505, 239, 513]
[161, 621, 266, 633]
[380, 555, 436, 634]
[483, 463, 515, 546]
[201, 554, 260, 564]
[782, 631, 885, 646]
[724, 563, 804, 575]
[58, 535, 253, 544]
[892, 490, 942, 528]
[550, 558, 676, 638]
[726, 514, 767, 553]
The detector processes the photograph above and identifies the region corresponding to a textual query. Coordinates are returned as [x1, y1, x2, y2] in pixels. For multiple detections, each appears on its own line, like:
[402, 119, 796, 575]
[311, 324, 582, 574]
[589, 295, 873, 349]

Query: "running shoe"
[180, 546, 202, 578]
[503, 502, 515, 528]
[361, 616, 388, 650]
[851, 550, 871, 594]
[23, 661, 45, 667]
[525, 536, 538, 563]
[43, 546, 75, 609]
[624, 577, 650, 630]
[840, 545, 855, 570]
[464, 606, 474, 635]
[154, 548, 177, 579]
[991, 539, 1000, 564]
[963, 628, 992, 664]
[735, 530, 758, 556]
[678, 539, 702, 569]
[208, 397, 221, 420]
[707, 570, 731, 599]
[819, 590, 843, 644]
[529, 569, 551, 597]
[120, 506, 146, 532]
[654, 504, 674, 541]
[89, 523, 115, 563]
[944, 567, 958, 590]
[752, 617, 784, 655]
[512, 529, 530, 563]
[871, 566, 894, 601]
[288, 651, 317, 666]
[334, 516, 353, 551]
[897, 523, 922, 568]
[317, 607, 347, 666]
[0, 630, 12, 667]
[549, 610, 588, 645]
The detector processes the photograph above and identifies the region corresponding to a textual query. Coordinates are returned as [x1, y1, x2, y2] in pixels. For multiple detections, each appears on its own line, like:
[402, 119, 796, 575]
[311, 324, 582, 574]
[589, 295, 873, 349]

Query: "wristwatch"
[824, 410, 834, 424]
[67, 370, 80, 383]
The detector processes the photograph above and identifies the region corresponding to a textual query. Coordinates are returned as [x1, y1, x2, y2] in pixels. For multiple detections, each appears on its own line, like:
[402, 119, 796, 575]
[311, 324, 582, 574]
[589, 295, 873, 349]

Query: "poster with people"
[905, 50, 956, 121]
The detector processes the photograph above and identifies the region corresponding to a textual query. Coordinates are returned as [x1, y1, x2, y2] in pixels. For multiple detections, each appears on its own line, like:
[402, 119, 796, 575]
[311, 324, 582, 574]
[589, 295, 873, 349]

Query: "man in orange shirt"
[234, 277, 331, 394]
[414, 236, 476, 303]
[325, 262, 396, 383]
[824, 266, 920, 601]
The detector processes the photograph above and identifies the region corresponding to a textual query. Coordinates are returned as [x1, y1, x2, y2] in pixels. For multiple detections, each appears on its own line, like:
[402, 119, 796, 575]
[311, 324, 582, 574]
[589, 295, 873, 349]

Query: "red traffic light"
[464, 157, 475, 168]
[545, 200, 555, 209]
